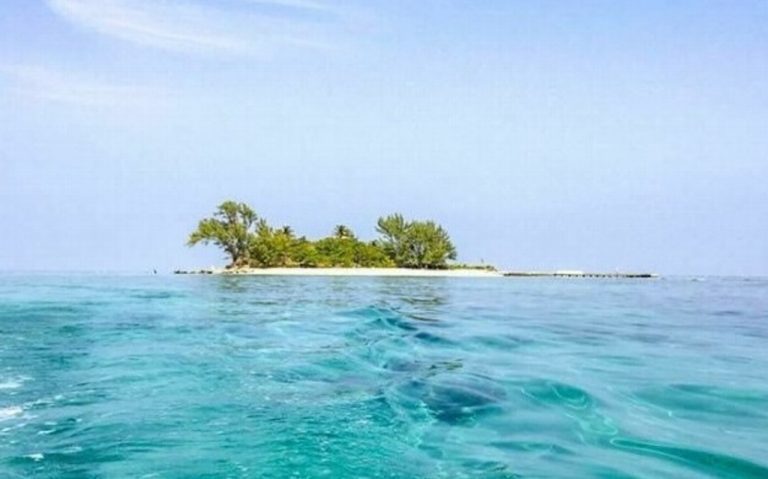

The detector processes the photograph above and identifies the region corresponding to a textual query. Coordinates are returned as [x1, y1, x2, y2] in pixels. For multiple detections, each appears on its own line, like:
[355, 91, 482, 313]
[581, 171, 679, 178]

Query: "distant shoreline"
[174, 267, 659, 279]
[175, 267, 503, 278]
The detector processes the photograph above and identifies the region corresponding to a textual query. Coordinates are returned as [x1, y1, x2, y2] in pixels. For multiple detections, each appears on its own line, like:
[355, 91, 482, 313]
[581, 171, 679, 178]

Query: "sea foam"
[0, 380, 23, 390]
[0, 406, 23, 421]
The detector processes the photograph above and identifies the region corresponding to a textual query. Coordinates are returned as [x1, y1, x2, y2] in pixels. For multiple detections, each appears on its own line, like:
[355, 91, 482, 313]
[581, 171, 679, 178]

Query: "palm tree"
[280, 225, 294, 238]
[333, 224, 354, 239]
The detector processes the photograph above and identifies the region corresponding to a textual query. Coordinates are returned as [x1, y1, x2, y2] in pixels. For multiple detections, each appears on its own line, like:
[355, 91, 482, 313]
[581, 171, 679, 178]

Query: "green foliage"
[376, 214, 457, 269]
[333, 224, 355, 239]
[448, 263, 497, 271]
[248, 220, 297, 268]
[188, 202, 457, 269]
[314, 237, 357, 267]
[375, 213, 408, 263]
[354, 241, 396, 267]
[187, 201, 258, 267]
[289, 238, 321, 267]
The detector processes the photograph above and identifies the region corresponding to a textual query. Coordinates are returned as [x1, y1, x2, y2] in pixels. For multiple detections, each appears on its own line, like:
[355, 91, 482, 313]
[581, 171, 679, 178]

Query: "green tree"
[376, 214, 457, 269]
[333, 224, 355, 239]
[188, 203, 459, 270]
[314, 236, 357, 267]
[249, 220, 291, 267]
[290, 237, 321, 267]
[403, 221, 457, 268]
[376, 213, 408, 264]
[354, 241, 396, 267]
[187, 201, 258, 268]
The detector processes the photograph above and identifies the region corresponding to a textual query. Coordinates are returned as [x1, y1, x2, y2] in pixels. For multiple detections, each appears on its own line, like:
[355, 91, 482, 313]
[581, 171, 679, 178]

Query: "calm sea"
[1, 274, 767, 478]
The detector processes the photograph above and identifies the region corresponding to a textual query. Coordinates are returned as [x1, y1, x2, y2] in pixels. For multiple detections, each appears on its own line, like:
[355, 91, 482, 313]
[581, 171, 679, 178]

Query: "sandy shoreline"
[179, 267, 503, 278]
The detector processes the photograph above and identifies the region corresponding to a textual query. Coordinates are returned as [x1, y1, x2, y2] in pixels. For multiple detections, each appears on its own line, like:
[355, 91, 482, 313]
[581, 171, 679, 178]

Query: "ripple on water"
[0, 379, 23, 391]
[0, 405, 23, 421]
[632, 384, 768, 420]
[1, 275, 767, 478]
[469, 334, 537, 351]
[519, 379, 620, 437]
[393, 374, 507, 425]
[610, 437, 768, 479]
[520, 379, 596, 411]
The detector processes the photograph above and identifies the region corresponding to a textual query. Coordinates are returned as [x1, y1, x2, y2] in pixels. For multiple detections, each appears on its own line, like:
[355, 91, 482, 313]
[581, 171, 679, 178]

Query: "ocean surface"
[1, 274, 767, 478]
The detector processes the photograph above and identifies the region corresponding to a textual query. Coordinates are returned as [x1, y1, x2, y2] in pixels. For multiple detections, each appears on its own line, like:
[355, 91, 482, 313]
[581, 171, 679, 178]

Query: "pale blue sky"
[1, 0, 766, 275]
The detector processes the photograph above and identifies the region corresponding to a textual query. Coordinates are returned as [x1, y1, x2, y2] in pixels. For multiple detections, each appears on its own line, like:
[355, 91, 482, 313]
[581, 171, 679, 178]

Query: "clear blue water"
[1, 275, 767, 478]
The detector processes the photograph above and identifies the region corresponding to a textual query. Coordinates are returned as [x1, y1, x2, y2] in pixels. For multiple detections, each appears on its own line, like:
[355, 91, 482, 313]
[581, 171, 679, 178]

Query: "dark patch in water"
[413, 331, 453, 345]
[490, 440, 571, 455]
[457, 459, 523, 478]
[713, 309, 744, 317]
[129, 291, 179, 300]
[344, 306, 419, 331]
[411, 375, 507, 425]
[626, 332, 668, 344]
[473, 335, 535, 350]
[57, 324, 84, 335]
[375, 315, 418, 331]
[610, 437, 768, 479]
[428, 360, 463, 373]
[406, 314, 441, 324]
[382, 358, 463, 375]
[382, 358, 421, 372]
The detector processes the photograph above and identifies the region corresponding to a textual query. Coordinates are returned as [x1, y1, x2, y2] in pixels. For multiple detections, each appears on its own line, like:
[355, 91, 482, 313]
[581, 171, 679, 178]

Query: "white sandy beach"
[204, 268, 503, 278]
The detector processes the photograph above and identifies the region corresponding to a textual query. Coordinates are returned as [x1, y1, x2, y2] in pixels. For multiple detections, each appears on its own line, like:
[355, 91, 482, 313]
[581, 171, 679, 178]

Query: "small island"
[179, 201, 500, 277]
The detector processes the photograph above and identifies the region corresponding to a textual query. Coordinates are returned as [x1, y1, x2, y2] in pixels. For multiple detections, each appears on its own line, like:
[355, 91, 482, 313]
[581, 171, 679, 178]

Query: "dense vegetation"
[188, 201, 459, 269]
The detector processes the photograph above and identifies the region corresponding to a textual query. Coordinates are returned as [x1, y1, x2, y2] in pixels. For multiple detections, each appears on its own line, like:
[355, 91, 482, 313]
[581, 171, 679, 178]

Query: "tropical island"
[179, 201, 501, 277]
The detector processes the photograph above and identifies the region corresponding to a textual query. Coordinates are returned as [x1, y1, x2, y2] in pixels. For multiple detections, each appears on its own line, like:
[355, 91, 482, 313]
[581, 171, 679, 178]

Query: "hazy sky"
[1, 0, 766, 275]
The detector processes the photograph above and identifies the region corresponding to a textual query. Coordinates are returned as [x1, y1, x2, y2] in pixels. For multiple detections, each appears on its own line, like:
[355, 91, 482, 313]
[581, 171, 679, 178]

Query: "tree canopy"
[187, 201, 258, 268]
[188, 201, 459, 269]
[376, 214, 457, 269]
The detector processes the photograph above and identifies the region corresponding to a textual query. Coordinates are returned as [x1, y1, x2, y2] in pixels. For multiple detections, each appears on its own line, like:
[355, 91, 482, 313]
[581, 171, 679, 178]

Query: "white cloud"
[0, 64, 161, 107]
[46, 0, 355, 56]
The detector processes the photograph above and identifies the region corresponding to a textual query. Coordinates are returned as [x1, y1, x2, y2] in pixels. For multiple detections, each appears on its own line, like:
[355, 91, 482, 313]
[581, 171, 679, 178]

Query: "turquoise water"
[1, 275, 767, 478]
